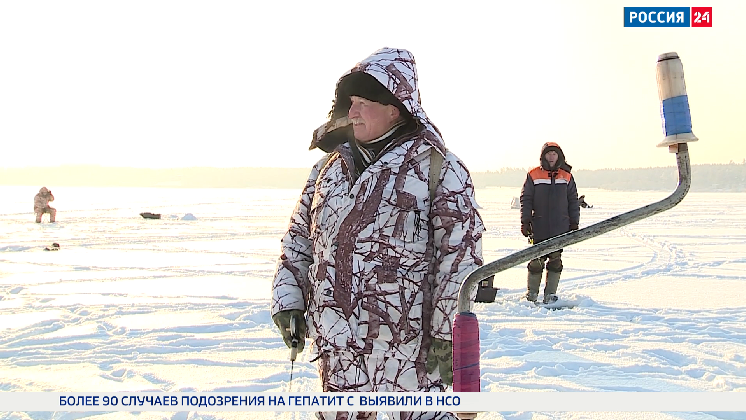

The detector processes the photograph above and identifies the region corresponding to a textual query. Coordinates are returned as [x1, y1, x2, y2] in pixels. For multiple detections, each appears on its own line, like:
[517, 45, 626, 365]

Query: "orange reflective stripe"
[529, 167, 548, 180]
[556, 169, 571, 182]
[529, 166, 572, 184]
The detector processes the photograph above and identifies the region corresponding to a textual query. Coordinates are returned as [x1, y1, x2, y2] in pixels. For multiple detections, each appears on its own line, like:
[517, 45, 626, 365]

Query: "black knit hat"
[330, 71, 412, 120]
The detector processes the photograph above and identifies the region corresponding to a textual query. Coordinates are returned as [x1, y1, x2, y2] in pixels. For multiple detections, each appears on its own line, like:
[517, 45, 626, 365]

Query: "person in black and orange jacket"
[520, 142, 580, 303]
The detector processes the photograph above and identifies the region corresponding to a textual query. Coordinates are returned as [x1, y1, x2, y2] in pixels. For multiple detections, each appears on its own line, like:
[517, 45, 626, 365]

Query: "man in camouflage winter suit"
[271, 48, 485, 420]
[34, 186, 56, 223]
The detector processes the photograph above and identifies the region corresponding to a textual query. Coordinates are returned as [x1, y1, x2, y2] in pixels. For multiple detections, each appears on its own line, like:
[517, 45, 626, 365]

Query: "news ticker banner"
[624, 7, 712, 27]
[0, 392, 744, 412]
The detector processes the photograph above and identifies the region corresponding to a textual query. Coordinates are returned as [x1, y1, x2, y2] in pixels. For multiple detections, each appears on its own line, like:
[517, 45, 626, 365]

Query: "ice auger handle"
[452, 52, 696, 420]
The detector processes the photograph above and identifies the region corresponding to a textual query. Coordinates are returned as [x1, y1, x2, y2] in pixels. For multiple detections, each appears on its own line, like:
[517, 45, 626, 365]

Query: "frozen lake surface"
[1, 186, 745, 420]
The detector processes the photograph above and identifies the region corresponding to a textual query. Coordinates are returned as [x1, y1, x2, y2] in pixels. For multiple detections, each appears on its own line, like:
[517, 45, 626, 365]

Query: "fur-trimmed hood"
[309, 48, 446, 155]
[540, 142, 572, 172]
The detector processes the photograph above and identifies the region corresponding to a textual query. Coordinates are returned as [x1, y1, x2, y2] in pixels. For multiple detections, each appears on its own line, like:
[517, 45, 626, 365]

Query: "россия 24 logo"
[624, 7, 712, 27]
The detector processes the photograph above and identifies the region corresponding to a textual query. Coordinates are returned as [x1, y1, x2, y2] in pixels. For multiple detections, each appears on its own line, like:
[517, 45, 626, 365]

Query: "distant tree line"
[0, 166, 311, 189]
[2, 162, 745, 192]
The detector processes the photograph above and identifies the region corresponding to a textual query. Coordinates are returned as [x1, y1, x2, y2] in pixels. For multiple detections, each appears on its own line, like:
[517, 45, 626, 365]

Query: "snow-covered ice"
[1, 186, 745, 420]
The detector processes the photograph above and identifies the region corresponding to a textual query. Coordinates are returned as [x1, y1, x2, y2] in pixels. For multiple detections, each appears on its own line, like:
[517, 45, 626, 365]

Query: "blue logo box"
[624, 7, 690, 27]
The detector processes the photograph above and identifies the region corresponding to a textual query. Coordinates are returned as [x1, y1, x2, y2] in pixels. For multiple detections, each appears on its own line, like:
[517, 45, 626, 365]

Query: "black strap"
[428, 149, 443, 206]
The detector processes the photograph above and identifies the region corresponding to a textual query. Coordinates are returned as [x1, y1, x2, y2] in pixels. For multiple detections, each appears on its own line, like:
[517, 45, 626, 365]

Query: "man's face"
[545, 150, 559, 168]
[348, 96, 400, 143]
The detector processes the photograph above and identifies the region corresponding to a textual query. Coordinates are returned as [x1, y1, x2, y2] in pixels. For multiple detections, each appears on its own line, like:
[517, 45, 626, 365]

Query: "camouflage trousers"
[35, 206, 56, 223]
[316, 351, 457, 420]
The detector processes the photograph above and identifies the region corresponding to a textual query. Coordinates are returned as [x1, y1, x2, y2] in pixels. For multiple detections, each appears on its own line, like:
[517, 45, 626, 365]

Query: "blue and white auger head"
[656, 52, 698, 147]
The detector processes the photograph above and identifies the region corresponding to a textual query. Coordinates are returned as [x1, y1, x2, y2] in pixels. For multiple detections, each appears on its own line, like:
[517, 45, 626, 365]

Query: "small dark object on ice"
[140, 212, 161, 219]
[44, 242, 60, 251]
[474, 275, 499, 303]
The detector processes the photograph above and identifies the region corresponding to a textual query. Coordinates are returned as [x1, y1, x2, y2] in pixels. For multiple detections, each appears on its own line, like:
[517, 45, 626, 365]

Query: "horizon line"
[3, 162, 743, 172]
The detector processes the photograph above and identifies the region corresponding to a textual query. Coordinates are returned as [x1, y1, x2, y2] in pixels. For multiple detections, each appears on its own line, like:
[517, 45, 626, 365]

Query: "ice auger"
[452, 52, 698, 419]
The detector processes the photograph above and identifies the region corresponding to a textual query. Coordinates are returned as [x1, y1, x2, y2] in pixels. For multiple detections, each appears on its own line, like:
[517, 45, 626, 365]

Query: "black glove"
[521, 223, 532, 237]
[569, 224, 579, 231]
[426, 338, 453, 386]
[272, 309, 306, 353]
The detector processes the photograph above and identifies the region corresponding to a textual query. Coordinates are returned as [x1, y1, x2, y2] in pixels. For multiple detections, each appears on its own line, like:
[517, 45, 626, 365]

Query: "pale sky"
[1, 0, 743, 171]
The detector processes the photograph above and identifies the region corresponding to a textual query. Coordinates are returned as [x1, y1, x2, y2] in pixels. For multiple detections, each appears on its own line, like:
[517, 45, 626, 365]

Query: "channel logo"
[624, 7, 712, 27]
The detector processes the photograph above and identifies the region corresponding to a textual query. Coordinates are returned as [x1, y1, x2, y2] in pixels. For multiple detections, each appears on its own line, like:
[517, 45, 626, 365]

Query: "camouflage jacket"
[271, 48, 485, 362]
[34, 187, 54, 212]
